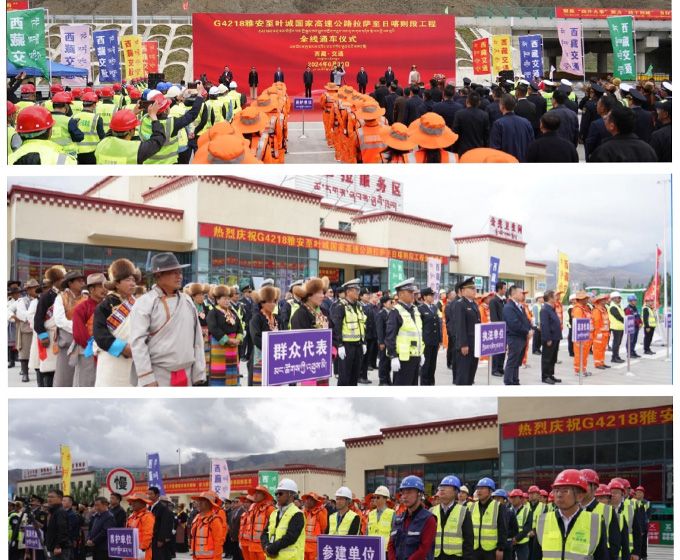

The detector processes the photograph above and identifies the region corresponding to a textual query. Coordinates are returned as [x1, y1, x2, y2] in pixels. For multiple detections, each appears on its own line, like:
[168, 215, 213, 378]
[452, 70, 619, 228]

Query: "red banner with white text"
[555, 7, 671, 19]
[192, 13, 456, 98]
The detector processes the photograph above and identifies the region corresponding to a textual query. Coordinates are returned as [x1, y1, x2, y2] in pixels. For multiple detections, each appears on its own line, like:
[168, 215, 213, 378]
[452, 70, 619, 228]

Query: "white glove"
[338, 346, 346, 360]
[391, 358, 401, 372]
[420, 355, 425, 367]
[362, 344, 367, 354]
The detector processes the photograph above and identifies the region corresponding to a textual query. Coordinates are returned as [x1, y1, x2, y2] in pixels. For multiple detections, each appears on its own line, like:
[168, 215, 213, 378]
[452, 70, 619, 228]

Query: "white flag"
[210, 459, 231, 500]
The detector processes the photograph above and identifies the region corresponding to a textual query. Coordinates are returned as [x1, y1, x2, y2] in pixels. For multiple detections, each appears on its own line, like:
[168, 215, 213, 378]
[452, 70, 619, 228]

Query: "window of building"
[338, 221, 351, 232]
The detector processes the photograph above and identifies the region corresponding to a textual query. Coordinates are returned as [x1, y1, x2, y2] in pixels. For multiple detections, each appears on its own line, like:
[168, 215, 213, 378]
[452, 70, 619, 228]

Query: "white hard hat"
[165, 85, 181, 99]
[335, 486, 353, 499]
[620, 83, 632, 93]
[459, 485, 470, 494]
[610, 291, 621, 298]
[229, 80, 238, 89]
[560, 78, 572, 87]
[662, 81, 672, 92]
[373, 486, 390, 498]
[217, 83, 228, 94]
[535, 292, 544, 299]
[568, 294, 577, 300]
[144, 89, 162, 102]
[208, 86, 220, 96]
[275, 478, 299, 494]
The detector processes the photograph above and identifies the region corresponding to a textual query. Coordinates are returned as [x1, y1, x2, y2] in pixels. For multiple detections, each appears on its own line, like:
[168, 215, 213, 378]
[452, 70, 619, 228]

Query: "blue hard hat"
[477, 477, 496, 490]
[157, 82, 169, 92]
[439, 475, 462, 489]
[491, 489, 508, 498]
[399, 475, 425, 492]
[627, 294, 637, 302]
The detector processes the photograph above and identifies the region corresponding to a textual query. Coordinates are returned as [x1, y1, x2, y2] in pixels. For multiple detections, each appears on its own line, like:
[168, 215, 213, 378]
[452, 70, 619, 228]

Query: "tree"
[610, 275, 617, 288]
[626, 278, 632, 289]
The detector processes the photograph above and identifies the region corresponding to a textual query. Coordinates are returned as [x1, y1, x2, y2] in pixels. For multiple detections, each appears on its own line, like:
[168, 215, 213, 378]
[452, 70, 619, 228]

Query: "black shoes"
[542, 377, 555, 384]
[551, 376, 562, 383]
[492, 371, 504, 377]
[358, 378, 372, 384]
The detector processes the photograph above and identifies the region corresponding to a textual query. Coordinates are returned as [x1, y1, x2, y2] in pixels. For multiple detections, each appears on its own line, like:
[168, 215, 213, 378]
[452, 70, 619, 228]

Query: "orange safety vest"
[480, 303, 490, 324]
[523, 303, 533, 323]
[126, 509, 154, 560]
[356, 123, 387, 163]
[554, 301, 564, 327]
[191, 512, 226, 560]
[592, 305, 610, 333]
[249, 502, 275, 551]
[304, 506, 328, 552]
[239, 505, 254, 544]
[407, 148, 457, 163]
[572, 303, 594, 339]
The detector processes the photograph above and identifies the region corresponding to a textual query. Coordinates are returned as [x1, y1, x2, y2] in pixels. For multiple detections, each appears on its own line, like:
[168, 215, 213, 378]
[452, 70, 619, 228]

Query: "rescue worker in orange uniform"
[333, 88, 354, 162]
[245, 485, 276, 560]
[126, 493, 155, 560]
[190, 491, 227, 560]
[301, 492, 328, 560]
[478, 292, 493, 362]
[213, 494, 228, 539]
[192, 134, 262, 164]
[352, 101, 387, 163]
[320, 83, 339, 146]
[254, 94, 284, 163]
[232, 106, 276, 163]
[407, 112, 459, 163]
[238, 494, 256, 560]
[572, 291, 594, 376]
[379, 123, 417, 163]
[591, 293, 612, 370]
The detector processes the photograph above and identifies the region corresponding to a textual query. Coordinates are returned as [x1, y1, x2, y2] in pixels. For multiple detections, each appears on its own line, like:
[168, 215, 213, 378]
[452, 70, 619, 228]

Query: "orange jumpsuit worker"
[353, 101, 387, 163]
[232, 106, 276, 163]
[591, 293, 611, 369]
[320, 83, 339, 146]
[301, 492, 328, 560]
[190, 491, 227, 560]
[238, 495, 255, 560]
[407, 113, 459, 163]
[125, 493, 155, 560]
[245, 485, 276, 560]
[572, 291, 594, 375]
[478, 292, 493, 362]
[254, 94, 284, 163]
[332, 90, 351, 162]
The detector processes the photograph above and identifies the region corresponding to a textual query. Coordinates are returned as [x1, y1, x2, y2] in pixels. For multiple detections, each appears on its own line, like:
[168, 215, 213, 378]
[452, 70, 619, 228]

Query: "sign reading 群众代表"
[474, 321, 507, 358]
[318, 535, 385, 560]
[262, 329, 333, 385]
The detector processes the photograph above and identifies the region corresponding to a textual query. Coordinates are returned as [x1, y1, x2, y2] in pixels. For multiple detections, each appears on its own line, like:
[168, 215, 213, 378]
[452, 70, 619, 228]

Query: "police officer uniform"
[418, 287, 442, 385]
[452, 278, 481, 386]
[330, 279, 366, 386]
[385, 278, 424, 386]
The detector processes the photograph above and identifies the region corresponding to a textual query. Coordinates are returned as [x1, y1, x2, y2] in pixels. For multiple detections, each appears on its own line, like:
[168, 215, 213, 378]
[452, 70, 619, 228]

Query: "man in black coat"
[539, 290, 563, 384]
[428, 78, 443, 102]
[248, 66, 259, 100]
[273, 67, 284, 83]
[514, 84, 538, 138]
[650, 100, 671, 162]
[433, 83, 463, 133]
[373, 77, 390, 108]
[452, 91, 490, 156]
[502, 285, 531, 386]
[356, 67, 369, 93]
[417, 287, 442, 385]
[404, 85, 426, 125]
[109, 493, 127, 527]
[579, 84, 605, 142]
[485, 88, 503, 125]
[359, 289, 377, 384]
[452, 278, 480, 385]
[384, 84, 399, 125]
[384, 66, 395, 86]
[45, 489, 71, 559]
[526, 112, 579, 163]
[550, 90, 579, 147]
[527, 82, 547, 121]
[239, 285, 255, 363]
[375, 295, 393, 385]
[489, 281, 507, 377]
[219, 66, 233, 87]
[87, 497, 116, 560]
[393, 87, 410, 124]
[627, 89, 655, 143]
[147, 487, 174, 560]
[590, 105, 658, 162]
[444, 287, 458, 377]
[303, 65, 313, 98]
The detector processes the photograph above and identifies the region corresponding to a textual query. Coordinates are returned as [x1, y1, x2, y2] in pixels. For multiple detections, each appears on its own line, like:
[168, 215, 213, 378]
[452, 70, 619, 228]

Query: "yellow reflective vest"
[368, 508, 395, 550]
[431, 503, 467, 557]
[8, 139, 77, 165]
[328, 510, 358, 535]
[469, 500, 499, 552]
[536, 510, 601, 560]
[395, 303, 423, 361]
[340, 300, 366, 343]
[266, 505, 305, 560]
[608, 302, 625, 331]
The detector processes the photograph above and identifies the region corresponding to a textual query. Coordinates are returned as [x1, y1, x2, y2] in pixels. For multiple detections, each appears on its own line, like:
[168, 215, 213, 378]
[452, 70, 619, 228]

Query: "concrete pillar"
[597, 52, 608, 74]
[636, 51, 647, 74]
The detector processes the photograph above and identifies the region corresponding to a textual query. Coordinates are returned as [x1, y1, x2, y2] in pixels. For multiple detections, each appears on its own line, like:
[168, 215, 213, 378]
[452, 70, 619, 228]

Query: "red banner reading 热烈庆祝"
[472, 38, 491, 75]
[192, 13, 456, 98]
[501, 405, 673, 439]
[555, 7, 671, 19]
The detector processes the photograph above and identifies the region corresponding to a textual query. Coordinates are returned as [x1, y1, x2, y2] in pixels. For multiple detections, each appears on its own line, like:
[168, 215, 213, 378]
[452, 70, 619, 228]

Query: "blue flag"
[146, 453, 165, 495]
[518, 34, 544, 81]
[93, 29, 121, 83]
[489, 257, 501, 291]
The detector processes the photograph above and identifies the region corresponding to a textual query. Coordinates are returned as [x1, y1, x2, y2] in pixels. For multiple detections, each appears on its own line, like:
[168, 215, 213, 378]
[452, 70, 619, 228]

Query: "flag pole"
[663, 177, 670, 360]
[131, 0, 138, 36]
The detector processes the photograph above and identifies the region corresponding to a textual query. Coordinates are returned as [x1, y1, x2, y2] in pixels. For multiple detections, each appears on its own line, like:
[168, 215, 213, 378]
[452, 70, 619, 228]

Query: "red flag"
[643, 246, 662, 307]
[182, 0, 189, 10]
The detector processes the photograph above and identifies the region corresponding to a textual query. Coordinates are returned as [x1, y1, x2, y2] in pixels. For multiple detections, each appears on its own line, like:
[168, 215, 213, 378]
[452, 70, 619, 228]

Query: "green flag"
[388, 259, 405, 292]
[607, 16, 636, 80]
[258, 471, 279, 495]
[646, 64, 654, 75]
[6, 8, 49, 78]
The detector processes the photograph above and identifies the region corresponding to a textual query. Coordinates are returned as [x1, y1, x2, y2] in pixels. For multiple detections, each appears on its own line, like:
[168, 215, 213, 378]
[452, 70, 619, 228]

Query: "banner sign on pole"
[258, 471, 279, 495]
[23, 527, 43, 550]
[518, 34, 544, 80]
[624, 315, 636, 336]
[555, 7, 671, 20]
[293, 97, 314, 110]
[557, 252, 570, 297]
[472, 38, 491, 75]
[489, 257, 500, 291]
[146, 452, 166, 495]
[210, 459, 231, 500]
[262, 329, 333, 385]
[142, 40, 159, 75]
[427, 257, 442, 298]
[491, 34, 512, 76]
[7, 1, 31, 11]
[474, 321, 507, 358]
[6, 8, 49, 78]
[608, 16, 636, 80]
[556, 21, 584, 75]
[318, 535, 386, 560]
[107, 528, 139, 559]
[60, 25, 91, 85]
[572, 318, 592, 342]
[121, 34, 145, 80]
[60, 445, 71, 493]
[93, 29, 121, 83]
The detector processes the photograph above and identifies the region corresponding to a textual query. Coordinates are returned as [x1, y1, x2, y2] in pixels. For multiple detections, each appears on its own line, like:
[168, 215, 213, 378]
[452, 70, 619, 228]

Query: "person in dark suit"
[585, 95, 618, 161]
[539, 290, 563, 384]
[392, 79, 404, 96]
[219, 66, 233, 87]
[376, 295, 393, 385]
[489, 281, 506, 377]
[433, 83, 463, 135]
[514, 84, 538, 138]
[579, 83, 605, 142]
[485, 88, 503, 125]
[590, 105, 658, 162]
[393, 86, 410, 124]
[147, 487, 174, 560]
[444, 287, 459, 379]
[357, 67, 369, 93]
[417, 287, 442, 385]
[384, 84, 399, 124]
[384, 66, 395, 86]
[373, 77, 390, 108]
[452, 91, 490, 156]
[273, 67, 284, 83]
[109, 493, 127, 527]
[452, 278, 481, 386]
[428, 78, 443, 102]
[549, 90, 579, 147]
[489, 94, 535, 162]
[526, 112, 579, 163]
[627, 89, 655, 143]
[527, 82, 547, 122]
[650, 100, 671, 162]
[248, 66, 259, 100]
[502, 285, 532, 385]
[87, 497, 116, 560]
[303, 65, 313, 98]
[404, 85, 426, 125]
[360, 289, 377, 384]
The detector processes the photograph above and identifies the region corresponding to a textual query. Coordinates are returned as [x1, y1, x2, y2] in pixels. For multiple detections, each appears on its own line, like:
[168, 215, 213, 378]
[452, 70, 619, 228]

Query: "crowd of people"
[7, 252, 661, 387]
[9, 469, 653, 560]
[6, 66, 671, 164]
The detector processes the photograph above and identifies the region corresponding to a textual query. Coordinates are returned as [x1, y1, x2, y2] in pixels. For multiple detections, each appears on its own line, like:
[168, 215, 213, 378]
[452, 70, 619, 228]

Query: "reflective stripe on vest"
[643, 305, 657, 327]
[470, 500, 499, 551]
[191, 513, 217, 559]
[266, 505, 305, 560]
[329, 510, 358, 535]
[140, 115, 179, 164]
[608, 302, 625, 331]
[432, 503, 466, 556]
[50, 113, 78, 156]
[532, 502, 545, 531]
[8, 139, 75, 165]
[251, 506, 270, 541]
[368, 508, 395, 550]
[288, 301, 300, 329]
[304, 509, 321, 543]
[395, 303, 423, 361]
[537, 510, 600, 560]
[515, 504, 530, 544]
[341, 301, 366, 343]
[620, 501, 635, 550]
[94, 136, 140, 165]
[255, 133, 270, 160]
[591, 503, 612, 545]
[96, 102, 116, 127]
[74, 111, 99, 153]
[357, 127, 387, 159]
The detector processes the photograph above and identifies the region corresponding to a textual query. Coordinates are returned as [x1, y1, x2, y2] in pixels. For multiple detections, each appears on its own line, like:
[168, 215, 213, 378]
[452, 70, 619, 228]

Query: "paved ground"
[8, 338, 670, 387]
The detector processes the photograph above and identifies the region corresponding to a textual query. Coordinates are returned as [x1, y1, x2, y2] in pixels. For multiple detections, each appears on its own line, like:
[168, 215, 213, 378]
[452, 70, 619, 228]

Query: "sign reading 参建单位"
[107, 528, 138, 559]
[502, 405, 673, 438]
[474, 321, 507, 358]
[262, 329, 333, 386]
[489, 216, 523, 241]
[318, 535, 385, 560]
[295, 175, 403, 212]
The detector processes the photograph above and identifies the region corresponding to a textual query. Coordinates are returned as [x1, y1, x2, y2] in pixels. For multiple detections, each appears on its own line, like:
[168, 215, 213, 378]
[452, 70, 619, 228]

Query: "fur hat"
[105, 259, 141, 290]
[44, 265, 66, 285]
[185, 283, 204, 298]
[255, 285, 278, 305]
[213, 285, 232, 300]
[201, 283, 211, 293]
[293, 277, 330, 300]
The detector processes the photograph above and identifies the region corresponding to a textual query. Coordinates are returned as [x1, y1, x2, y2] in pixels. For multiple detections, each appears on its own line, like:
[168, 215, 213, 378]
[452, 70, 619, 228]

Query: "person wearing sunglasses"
[261, 479, 305, 560]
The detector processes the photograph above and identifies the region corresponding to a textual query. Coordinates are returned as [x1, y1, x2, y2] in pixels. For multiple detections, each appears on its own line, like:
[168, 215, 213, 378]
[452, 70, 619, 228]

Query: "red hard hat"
[149, 91, 171, 113]
[579, 469, 600, 486]
[552, 469, 588, 492]
[113, 83, 122, 92]
[595, 484, 612, 497]
[528, 485, 540, 494]
[7, 101, 16, 116]
[52, 92, 73, 104]
[620, 479, 631, 489]
[509, 489, 523, 498]
[539, 489, 549, 497]
[16, 105, 55, 133]
[109, 109, 141, 132]
[99, 87, 114, 97]
[50, 84, 64, 94]
[81, 92, 99, 103]
[83, 87, 94, 93]
[608, 479, 625, 491]
[523, 492, 529, 499]
[129, 89, 142, 100]
[20, 83, 36, 94]
[71, 88, 83, 98]
[635, 486, 645, 493]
